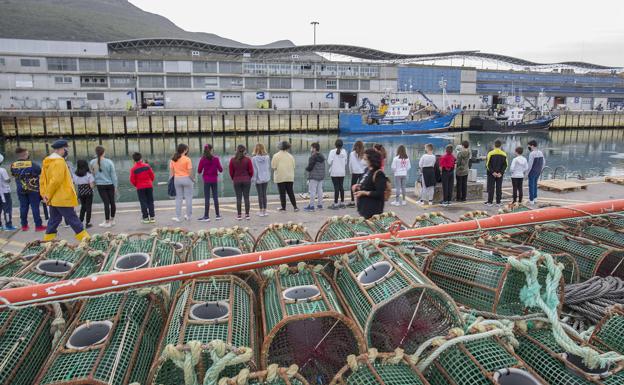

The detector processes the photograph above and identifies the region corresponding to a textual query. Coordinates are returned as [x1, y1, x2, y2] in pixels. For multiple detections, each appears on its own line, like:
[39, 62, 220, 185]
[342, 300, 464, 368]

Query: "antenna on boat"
[438, 77, 448, 110]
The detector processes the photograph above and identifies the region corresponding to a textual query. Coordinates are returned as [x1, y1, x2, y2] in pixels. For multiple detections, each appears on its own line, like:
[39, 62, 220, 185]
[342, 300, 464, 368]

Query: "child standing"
[304, 142, 326, 212]
[73, 159, 95, 228]
[0, 154, 16, 231]
[328, 139, 347, 210]
[197, 144, 223, 222]
[390, 145, 411, 206]
[348, 141, 366, 207]
[510, 146, 529, 204]
[439, 144, 456, 206]
[229, 145, 253, 220]
[129, 153, 156, 224]
[418, 144, 436, 206]
[251, 143, 270, 217]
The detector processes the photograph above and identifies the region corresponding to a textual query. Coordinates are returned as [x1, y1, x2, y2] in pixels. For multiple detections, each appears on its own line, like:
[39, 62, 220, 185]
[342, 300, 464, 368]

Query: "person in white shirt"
[348, 141, 367, 207]
[419, 144, 437, 205]
[328, 139, 347, 209]
[0, 154, 16, 231]
[509, 146, 529, 204]
[390, 145, 411, 206]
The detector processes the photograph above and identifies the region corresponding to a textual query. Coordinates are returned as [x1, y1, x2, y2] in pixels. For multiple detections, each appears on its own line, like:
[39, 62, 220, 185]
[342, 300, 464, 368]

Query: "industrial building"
[0, 37, 623, 111]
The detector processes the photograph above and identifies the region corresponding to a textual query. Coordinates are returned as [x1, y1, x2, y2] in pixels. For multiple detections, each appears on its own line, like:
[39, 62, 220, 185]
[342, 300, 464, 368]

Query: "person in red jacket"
[229, 145, 254, 220]
[129, 152, 156, 224]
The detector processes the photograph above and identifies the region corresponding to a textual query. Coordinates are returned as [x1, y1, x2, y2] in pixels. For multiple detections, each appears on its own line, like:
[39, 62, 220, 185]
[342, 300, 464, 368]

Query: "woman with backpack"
[353, 148, 388, 219]
[327, 139, 347, 209]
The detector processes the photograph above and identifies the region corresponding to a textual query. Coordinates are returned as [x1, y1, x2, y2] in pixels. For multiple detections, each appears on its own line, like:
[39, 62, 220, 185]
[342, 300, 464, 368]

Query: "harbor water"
[1, 128, 624, 203]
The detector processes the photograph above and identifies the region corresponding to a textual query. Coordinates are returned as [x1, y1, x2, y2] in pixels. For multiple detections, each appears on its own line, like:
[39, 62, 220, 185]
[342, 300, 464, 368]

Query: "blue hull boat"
[339, 111, 460, 135]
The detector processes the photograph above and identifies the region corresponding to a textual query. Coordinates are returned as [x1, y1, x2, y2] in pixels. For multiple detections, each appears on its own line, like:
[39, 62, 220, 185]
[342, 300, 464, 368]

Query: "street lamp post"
[310, 21, 319, 45]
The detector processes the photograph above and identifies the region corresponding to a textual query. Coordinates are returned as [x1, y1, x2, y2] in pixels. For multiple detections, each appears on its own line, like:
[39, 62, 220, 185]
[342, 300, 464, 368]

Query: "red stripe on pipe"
[0, 200, 622, 308]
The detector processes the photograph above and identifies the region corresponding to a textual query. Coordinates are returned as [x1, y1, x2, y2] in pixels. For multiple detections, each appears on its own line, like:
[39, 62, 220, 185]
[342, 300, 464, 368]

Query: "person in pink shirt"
[197, 144, 223, 222]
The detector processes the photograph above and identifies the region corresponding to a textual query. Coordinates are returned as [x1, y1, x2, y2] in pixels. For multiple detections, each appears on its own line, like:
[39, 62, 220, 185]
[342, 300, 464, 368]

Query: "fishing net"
[101, 233, 179, 272]
[37, 290, 166, 385]
[149, 276, 257, 384]
[516, 326, 624, 384]
[590, 305, 624, 355]
[315, 215, 377, 242]
[330, 352, 430, 385]
[526, 229, 624, 280]
[261, 265, 365, 384]
[0, 301, 55, 384]
[368, 212, 409, 233]
[15, 240, 107, 284]
[254, 223, 313, 252]
[423, 242, 564, 315]
[333, 241, 461, 354]
[152, 227, 194, 261]
[571, 225, 624, 249]
[0, 251, 24, 277]
[411, 212, 453, 229]
[220, 365, 309, 385]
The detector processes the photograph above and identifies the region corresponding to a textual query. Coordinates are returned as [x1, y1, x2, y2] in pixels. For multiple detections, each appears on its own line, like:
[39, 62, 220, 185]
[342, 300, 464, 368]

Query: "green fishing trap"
[315, 215, 377, 242]
[411, 212, 453, 229]
[100, 233, 180, 272]
[152, 227, 194, 261]
[333, 241, 461, 354]
[330, 352, 430, 385]
[458, 210, 490, 221]
[516, 326, 624, 385]
[254, 223, 313, 252]
[590, 305, 624, 356]
[15, 240, 107, 284]
[0, 251, 24, 277]
[423, 242, 564, 315]
[36, 290, 167, 385]
[526, 229, 624, 280]
[148, 276, 257, 384]
[368, 212, 409, 233]
[568, 224, 624, 250]
[220, 365, 309, 385]
[261, 265, 366, 385]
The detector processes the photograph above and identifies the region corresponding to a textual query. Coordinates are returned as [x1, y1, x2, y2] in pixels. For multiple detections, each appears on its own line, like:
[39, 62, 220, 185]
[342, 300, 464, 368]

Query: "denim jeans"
[528, 174, 539, 201]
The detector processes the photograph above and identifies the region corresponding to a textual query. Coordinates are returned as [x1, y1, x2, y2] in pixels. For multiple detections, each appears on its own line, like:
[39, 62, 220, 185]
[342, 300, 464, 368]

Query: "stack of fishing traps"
[1, 208, 624, 385]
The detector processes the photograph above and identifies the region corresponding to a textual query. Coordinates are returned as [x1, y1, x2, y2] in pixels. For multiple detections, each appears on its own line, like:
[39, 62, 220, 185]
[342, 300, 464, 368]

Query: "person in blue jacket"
[10, 147, 46, 232]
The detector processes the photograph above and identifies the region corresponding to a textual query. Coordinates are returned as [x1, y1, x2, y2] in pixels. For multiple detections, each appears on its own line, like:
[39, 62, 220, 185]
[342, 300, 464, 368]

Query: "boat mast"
[438, 77, 448, 110]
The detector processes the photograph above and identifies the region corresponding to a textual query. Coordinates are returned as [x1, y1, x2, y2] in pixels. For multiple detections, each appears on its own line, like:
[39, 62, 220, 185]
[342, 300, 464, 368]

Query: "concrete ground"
[0, 178, 621, 254]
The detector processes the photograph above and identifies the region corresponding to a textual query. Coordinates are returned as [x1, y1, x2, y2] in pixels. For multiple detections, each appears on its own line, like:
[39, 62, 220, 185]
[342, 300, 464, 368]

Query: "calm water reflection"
[2, 129, 624, 202]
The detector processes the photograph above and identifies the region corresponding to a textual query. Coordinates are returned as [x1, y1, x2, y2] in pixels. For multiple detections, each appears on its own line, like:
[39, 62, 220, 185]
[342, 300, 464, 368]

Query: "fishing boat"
[468, 106, 556, 132]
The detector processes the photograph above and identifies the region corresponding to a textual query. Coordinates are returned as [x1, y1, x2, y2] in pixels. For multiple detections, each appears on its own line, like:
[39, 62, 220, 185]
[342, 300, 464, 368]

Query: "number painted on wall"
[205, 91, 216, 100]
[326, 92, 334, 99]
[256, 92, 265, 100]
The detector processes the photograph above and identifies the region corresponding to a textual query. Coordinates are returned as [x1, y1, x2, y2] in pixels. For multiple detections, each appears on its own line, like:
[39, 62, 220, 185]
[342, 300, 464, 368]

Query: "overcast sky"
[130, 0, 623, 66]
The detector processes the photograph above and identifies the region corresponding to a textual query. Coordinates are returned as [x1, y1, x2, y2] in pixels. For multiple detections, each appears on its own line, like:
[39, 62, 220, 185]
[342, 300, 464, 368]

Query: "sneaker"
[141, 218, 151, 224]
[197, 216, 211, 222]
[339, 203, 346, 209]
[110, 220, 116, 226]
[329, 204, 340, 210]
[401, 200, 407, 206]
[278, 208, 286, 212]
[428, 201, 433, 205]
[183, 215, 189, 221]
[3, 225, 17, 231]
[171, 217, 181, 222]
[21, 225, 29, 232]
[317, 205, 324, 210]
[35, 225, 47, 232]
[293, 208, 300, 212]
[257, 211, 265, 217]
[148, 218, 156, 224]
[236, 215, 242, 221]
[245, 215, 251, 221]
[418, 200, 425, 206]
[303, 205, 315, 212]
[347, 202, 356, 208]
[62, 224, 70, 228]
[484, 202, 493, 207]
[496, 203, 502, 207]
[390, 201, 400, 206]
[85, 223, 93, 229]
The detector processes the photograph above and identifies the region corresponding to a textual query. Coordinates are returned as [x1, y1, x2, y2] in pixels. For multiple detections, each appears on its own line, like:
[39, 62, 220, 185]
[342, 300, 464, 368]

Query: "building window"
[219, 77, 243, 88]
[139, 76, 165, 88]
[193, 61, 218, 73]
[360, 66, 379, 78]
[0, 58, 5, 66]
[109, 59, 136, 72]
[86, 93, 105, 101]
[304, 78, 315, 90]
[219, 62, 243, 74]
[193, 76, 218, 88]
[166, 76, 192, 88]
[80, 76, 108, 87]
[20, 58, 41, 67]
[47, 57, 77, 71]
[325, 79, 337, 89]
[360, 79, 370, 90]
[339, 79, 358, 90]
[243, 63, 266, 75]
[79, 58, 107, 72]
[338, 65, 358, 77]
[54, 76, 73, 84]
[110, 76, 136, 88]
[269, 77, 291, 89]
[244, 77, 268, 89]
[137, 60, 163, 73]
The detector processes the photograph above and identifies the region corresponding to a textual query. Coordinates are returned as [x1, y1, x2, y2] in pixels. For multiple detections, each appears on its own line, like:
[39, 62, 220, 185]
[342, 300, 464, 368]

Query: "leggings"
[203, 182, 219, 217]
[394, 175, 407, 200]
[256, 182, 268, 210]
[96, 184, 116, 220]
[277, 182, 297, 210]
[331, 176, 345, 203]
[233, 182, 251, 216]
[79, 194, 93, 224]
[350, 173, 363, 202]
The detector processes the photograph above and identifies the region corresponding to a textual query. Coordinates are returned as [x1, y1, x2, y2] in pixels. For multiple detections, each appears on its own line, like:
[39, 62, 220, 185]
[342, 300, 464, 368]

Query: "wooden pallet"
[605, 176, 624, 185]
[538, 179, 589, 192]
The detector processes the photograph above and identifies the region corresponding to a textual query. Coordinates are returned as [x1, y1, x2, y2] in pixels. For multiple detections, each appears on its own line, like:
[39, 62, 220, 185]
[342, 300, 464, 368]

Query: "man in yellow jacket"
[40, 139, 89, 241]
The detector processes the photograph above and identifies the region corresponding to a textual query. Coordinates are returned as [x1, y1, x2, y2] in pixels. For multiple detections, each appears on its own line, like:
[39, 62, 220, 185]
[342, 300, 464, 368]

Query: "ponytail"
[335, 139, 343, 156]
[94, 146, 105, 172]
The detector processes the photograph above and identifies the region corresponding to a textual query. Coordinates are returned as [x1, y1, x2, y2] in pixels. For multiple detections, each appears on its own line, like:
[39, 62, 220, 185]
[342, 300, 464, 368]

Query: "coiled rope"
[563, 276, 624, 330]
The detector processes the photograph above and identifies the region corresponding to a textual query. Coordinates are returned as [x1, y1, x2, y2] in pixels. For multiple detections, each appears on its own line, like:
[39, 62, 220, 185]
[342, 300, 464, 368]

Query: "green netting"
[254, 223, 312, 252]
[152, 276, 257, 384]
[0, 251, 24, 277]
[153, 228, 193, 261]
[411, 212, 453, 229]
[334, 243, 461, 354]
[458, 211, 490, 221]
[579, 225, 624, 249]
[529, 230, 624, 280]
[262, 267, 363, 384]
[591, 307, 624, 355]
[424, 242, 560, 315]
[424, 337, 533, 385]
[101, 234, 179, 272]
[335, 354, 429, 385]
[0, 306, 53, 385]
[39, 291, 165, 385]
[368, 212, 407, 232]
[315, 215, 376, 242]
[189, 227, 255, 261]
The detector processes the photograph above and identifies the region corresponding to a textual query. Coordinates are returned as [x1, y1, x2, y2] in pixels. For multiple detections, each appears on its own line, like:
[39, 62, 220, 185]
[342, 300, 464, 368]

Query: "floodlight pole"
[310, 21, 319, 45]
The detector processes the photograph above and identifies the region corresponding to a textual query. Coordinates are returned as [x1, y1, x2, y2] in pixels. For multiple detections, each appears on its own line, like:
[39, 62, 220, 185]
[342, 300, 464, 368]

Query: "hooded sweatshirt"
[197, 156, 223, 183]
[252, 155, 271, 184]
[306, 152, 326, 181]
[328, 148, 347, 177]
[271, 151, 295, 183]
[40, 153, 78, 207]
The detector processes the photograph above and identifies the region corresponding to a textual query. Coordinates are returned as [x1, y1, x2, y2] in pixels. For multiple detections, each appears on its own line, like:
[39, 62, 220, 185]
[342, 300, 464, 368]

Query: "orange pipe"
[0, 199, 621, 308]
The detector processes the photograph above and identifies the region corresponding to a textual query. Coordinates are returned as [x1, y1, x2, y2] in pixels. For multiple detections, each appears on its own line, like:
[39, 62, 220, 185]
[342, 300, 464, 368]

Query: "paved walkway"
[0, 178, 620, 254]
